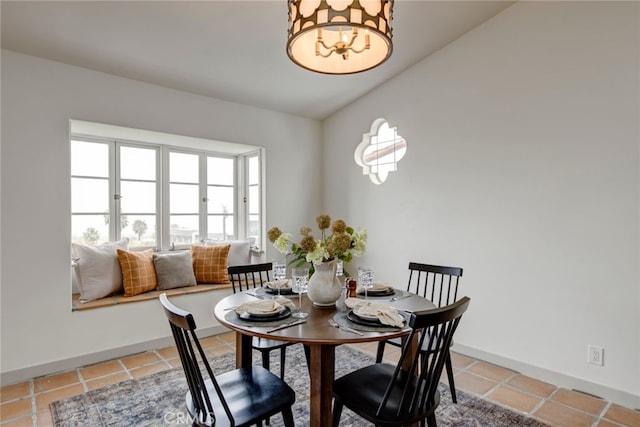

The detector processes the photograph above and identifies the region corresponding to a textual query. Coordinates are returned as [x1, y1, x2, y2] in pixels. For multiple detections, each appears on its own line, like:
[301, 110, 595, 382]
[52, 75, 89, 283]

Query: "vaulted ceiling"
[1, 1, 514, 120]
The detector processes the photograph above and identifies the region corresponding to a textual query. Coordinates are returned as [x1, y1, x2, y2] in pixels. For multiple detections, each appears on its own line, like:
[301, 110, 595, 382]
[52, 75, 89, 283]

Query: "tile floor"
[1, 332, 639, 427]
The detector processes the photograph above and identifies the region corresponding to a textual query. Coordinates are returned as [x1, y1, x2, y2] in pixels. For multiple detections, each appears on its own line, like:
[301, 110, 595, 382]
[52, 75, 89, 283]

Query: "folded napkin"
[234, 297, 296, 314]
[344, 298, 404, 328]
[357, 281, 394, 294]
[272, 296, 296, 310]
[234, 299, 283, 315]
[265, 279, 292, 290]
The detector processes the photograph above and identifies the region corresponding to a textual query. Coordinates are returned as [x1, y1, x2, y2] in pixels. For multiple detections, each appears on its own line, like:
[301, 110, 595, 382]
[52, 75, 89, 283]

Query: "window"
[354, 118, 407, 185]
[246, 154, 262, 243]
[206, 156, 235, 241]
[71, 140, 110, 245]
[169, 151, 200, 246]
[119, 145, 159, 248]
[71, 124, 264, 251]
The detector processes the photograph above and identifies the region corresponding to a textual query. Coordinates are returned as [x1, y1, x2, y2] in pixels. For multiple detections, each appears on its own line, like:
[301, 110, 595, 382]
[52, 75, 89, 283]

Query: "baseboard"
[1, 325, 228, 386]
[453, 343, 640, 410]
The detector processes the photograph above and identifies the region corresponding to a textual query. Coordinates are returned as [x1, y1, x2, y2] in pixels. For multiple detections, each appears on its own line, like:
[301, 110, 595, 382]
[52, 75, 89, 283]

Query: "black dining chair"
[159, 293, 296, 427]
[228, 262, 296, 379]
[332, 297, 471, 427]
[375, 262, 463, 403]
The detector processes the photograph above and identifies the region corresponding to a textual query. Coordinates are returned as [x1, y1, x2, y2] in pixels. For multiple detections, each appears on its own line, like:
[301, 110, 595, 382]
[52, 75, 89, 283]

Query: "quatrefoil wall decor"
[354, 118, 407, 185]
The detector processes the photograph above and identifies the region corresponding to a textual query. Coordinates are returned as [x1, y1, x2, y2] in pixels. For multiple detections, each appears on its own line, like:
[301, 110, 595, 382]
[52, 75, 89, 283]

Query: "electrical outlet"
[588, 345, 604, 366]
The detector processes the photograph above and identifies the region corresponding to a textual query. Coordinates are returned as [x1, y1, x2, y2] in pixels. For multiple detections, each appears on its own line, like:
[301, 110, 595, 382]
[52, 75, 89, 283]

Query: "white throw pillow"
[71, 238, 129, 303]
[203, 238, 255, 266]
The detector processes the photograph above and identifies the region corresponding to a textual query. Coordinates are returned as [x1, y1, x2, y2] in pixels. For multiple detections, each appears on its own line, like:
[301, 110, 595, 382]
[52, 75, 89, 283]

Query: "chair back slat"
[228, 262, 273, 293]
[160, 293, 233, 425]
[402, 328, 431, 416]
[407, 262, 463, 307]
[375, 297, 471, 421]
[417, 316, 461, 412]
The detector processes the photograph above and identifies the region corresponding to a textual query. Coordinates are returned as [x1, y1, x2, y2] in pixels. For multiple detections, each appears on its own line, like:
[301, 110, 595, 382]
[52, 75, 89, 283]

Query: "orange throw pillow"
[191, 245, 231, 284]
[117, 249, 157, 296]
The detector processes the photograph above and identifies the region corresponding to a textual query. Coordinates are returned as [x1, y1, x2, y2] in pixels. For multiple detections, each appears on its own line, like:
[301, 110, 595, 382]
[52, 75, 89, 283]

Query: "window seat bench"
[72, 283, 232, 311]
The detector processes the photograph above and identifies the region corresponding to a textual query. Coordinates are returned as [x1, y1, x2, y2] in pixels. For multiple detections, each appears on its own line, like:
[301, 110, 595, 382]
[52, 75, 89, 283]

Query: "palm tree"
[132, 220, 148, 242]
[83, 227, 100, 245]
[103, 212, 129, 230]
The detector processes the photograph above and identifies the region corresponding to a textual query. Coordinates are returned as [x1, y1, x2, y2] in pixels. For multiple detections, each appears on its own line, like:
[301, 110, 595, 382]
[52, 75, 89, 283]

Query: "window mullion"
[258, 150, 266, 249]
[199, 154, 208, 241]
[160, 146, 171, 251]
[111, 140, 120, 241]
[237, 156, 246, 240]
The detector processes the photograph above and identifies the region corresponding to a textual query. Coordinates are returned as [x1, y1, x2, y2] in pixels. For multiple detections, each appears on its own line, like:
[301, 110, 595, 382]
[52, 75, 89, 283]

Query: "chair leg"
[375, 341, 386, 363]
[279, 347, 286, 379]
[445, 350, 457, 403]
[281, 406, 295, 427]
[261, 349, 270, 372]
[261, 350, 272, 426]
[332, 397, 344, 427]
[426, 413, 438, 427]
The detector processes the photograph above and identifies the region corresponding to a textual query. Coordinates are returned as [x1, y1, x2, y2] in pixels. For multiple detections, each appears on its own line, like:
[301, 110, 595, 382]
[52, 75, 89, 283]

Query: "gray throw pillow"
[153, 251, 197, 290]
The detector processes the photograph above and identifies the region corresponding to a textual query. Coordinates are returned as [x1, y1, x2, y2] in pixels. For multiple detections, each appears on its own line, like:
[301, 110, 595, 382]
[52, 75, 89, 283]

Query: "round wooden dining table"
[213, 290, 435, 427]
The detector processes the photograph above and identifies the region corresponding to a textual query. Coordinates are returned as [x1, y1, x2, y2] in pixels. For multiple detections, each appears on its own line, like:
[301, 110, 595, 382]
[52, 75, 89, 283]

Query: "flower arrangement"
[267, 214, 367, 270]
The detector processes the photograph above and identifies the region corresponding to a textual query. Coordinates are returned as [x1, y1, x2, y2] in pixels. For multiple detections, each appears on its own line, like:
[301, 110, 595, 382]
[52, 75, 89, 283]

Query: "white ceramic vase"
[307, 259, 342, 306]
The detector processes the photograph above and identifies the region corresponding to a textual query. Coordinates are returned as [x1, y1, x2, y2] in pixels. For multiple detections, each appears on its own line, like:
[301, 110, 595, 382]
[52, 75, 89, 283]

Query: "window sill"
[72, 283, 232, 311]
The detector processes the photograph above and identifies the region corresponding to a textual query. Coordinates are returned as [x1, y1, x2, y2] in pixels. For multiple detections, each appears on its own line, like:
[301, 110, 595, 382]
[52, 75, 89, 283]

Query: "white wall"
[0, 50, 322, 380]
[2, 1, 639, 409]
[323, 1, 639, 406]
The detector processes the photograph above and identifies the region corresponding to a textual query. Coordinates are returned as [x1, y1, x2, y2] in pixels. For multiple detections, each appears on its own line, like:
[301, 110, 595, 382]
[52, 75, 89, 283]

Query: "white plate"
[238, 307, 291, 321]
[247, 309, 282, 317]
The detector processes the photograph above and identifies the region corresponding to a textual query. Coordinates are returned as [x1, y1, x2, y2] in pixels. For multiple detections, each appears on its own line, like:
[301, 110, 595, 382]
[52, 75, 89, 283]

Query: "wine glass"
[335, 259, 344, 277]
[272, 261, 286, 298]
[292, 267, 309, 318]
[358, 266, 374, 300]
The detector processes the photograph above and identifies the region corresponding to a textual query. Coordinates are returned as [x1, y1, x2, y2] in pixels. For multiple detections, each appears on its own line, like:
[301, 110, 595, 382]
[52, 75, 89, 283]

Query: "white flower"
[274, 233, 292, 253]
[306, 245, 328, 264]
[352, 229, 367, 257]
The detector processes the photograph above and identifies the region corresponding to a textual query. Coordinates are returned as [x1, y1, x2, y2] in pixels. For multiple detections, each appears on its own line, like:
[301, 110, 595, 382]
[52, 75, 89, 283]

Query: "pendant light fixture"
[287, 0, 394, 75]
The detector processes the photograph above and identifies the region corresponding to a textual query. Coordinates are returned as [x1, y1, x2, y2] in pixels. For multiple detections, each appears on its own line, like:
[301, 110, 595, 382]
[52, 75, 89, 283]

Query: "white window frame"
[354, 117, 407, 185]
[117, 141, 161, 249]
[71, 126, 264, 251]
[239, 150, 265, 249]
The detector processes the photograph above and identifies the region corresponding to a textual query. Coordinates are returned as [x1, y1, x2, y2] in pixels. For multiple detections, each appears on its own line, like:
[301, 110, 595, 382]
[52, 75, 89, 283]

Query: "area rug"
[51, 345, 548, 426]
